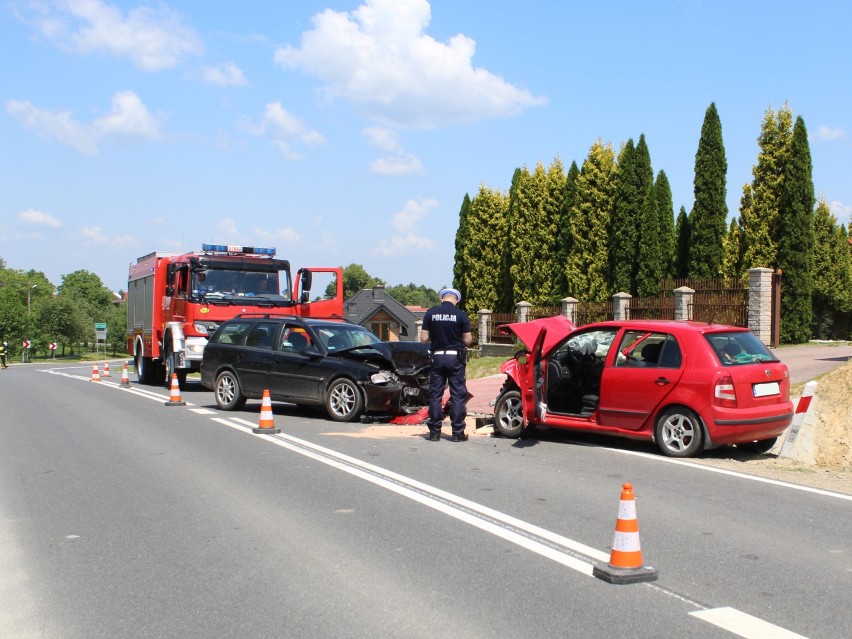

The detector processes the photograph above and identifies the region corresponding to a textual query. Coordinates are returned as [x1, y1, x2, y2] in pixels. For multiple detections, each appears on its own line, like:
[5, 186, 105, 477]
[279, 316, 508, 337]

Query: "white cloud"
[373, 198, 437, 256]
[18, 209, 62, 228]
[830, 200, 852, 225]
[80, 226, 134, 246]
[363, 126, 401, 152]
[201, 62, 248, 87]
[816, 125, 846, 141]
[6, 91, 163, 154]
[254, 226, 301, 244]
[364, 126, 423, 174]
[274, 0, 546, 129]
[370, 154, 423, 175]
[210, 219, 300, 251]
[91, 90, 162, 139]
[20, 0, 203, 71]
[239, 102, 325, 160]
[6, 99, 98, 154]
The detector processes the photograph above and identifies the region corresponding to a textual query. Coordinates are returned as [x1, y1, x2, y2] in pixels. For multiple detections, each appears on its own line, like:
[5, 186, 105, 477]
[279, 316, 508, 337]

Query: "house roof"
[344, 286, 421, 340]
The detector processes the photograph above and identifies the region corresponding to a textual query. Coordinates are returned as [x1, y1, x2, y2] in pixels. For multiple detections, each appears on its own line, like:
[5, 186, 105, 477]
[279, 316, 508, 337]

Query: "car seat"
[641, 342, 662, 365]
[288, 332, 308, 352]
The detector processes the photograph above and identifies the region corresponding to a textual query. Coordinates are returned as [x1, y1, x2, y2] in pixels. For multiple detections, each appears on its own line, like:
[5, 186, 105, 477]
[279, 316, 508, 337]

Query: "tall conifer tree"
[777, 115, 814, 342]
[461, 185, 509, 313]
[674, 206, 690, 278]
[552, 161, 579, 300]
[636, 184, 663, 297]
[741, 104, 793, 269]
[689, 103, 728, 277]
[565, 140, 616, 301]
[654, 170, 675, 278]
[452, 193, 472, 309]
[609, 139, 636, 294]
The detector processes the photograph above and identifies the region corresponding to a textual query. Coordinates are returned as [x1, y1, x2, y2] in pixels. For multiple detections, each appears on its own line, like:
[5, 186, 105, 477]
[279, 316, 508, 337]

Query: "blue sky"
[2, 0, 850, 294]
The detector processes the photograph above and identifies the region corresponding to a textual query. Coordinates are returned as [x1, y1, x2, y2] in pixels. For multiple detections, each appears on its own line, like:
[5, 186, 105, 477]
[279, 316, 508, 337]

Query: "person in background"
[0, 340, 8, 369]
[420, 287, 472, 442]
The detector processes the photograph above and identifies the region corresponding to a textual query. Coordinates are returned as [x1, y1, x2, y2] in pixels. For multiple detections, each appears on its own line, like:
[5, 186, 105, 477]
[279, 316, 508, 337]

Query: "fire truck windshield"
[192, 269, 291, 304]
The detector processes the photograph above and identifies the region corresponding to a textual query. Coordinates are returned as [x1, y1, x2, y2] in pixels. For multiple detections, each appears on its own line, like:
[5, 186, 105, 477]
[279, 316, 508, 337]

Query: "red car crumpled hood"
[499, 315, 577, 353]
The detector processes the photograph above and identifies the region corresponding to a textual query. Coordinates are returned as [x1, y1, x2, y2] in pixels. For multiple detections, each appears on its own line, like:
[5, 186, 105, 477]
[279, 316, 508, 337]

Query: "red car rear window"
[704, 331, 779, 366]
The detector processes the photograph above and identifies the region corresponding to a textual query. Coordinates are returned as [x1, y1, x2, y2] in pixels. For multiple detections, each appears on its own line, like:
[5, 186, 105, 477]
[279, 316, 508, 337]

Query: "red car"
[494, 317, 794, 457]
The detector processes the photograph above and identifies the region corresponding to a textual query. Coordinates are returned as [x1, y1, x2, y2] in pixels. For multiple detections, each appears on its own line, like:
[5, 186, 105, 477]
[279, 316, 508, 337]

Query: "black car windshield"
[315, 325, 383, 352]
[193, 269, 292, 303]
[705, 331, 779, 366]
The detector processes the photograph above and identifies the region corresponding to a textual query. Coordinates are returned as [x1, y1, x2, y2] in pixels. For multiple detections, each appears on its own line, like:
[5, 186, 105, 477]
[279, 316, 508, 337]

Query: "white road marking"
[602, 446, 852, 502]
[44, 365, 815, 638]
[691, 607, 809, 638]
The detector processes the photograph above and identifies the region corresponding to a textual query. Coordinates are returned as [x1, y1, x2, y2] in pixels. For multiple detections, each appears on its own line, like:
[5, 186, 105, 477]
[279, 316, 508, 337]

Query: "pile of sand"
[809, 362, 852, 470]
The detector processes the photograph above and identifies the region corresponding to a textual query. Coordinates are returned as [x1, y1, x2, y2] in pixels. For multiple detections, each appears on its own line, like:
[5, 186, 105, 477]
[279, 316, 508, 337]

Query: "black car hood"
[333, 341, 431, 374]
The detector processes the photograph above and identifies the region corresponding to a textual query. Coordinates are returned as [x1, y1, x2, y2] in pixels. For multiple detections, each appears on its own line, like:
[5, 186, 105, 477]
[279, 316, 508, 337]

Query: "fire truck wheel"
[325, 378, 363, 422]
[164, 345, 187, 389]
[215, 370, 246, 411]
[136, 351, 155, 385]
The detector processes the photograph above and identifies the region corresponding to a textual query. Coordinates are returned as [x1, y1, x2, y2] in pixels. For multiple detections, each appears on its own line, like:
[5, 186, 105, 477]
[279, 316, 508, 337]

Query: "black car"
[200, 315, 431, 421]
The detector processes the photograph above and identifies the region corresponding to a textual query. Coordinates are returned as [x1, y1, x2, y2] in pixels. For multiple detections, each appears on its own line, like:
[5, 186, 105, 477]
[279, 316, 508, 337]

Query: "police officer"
[0, 340, 8, 369]
[420, 287, 472, 441]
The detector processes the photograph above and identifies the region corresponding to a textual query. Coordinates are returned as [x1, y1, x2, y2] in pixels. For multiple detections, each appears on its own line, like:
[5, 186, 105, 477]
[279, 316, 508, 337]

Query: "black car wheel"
[215, 370, 246, 411]
[655, 406, 703, 457]
[325, 378, 363, 422]
[493, 390, 524, 438]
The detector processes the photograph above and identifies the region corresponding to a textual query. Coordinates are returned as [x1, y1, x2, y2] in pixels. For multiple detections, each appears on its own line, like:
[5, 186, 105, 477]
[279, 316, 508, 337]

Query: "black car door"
[237, 321, 277, 395]
[271, 325, 326, 402]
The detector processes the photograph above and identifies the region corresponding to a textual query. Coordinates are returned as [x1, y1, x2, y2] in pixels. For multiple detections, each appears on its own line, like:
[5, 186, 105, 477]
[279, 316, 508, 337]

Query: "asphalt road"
[1, 363, 850, 638]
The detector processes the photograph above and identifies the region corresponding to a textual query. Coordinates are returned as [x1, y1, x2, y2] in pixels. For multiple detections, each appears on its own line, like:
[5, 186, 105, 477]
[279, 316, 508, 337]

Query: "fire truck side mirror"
[300, 269, 313, 292]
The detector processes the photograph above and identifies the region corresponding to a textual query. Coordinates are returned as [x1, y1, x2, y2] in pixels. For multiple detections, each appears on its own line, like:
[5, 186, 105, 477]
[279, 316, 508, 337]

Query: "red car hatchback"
[494, 317, 794, 457]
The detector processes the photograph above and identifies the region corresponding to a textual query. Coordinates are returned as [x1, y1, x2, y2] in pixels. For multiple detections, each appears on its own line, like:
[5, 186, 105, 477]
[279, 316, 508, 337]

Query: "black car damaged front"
[330, 342, 431, 414]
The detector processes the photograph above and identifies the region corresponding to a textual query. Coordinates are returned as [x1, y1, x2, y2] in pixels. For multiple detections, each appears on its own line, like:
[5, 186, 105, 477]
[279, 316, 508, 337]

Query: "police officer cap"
[439, 287, 461, 302]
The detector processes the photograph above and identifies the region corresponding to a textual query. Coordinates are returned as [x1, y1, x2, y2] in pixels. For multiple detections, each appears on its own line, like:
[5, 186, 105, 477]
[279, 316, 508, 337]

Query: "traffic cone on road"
[252, 389, 280, 434]
[119, 362, 131, 388]
[164, 373, 186, 406]
[102, 361, 111, 377]
[90, 363, 100, 382]
[593, 483, 658, 584]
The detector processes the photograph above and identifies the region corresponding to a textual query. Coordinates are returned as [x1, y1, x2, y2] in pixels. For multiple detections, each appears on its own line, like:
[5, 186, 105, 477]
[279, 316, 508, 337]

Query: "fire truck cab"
[127, 243, 343, 387]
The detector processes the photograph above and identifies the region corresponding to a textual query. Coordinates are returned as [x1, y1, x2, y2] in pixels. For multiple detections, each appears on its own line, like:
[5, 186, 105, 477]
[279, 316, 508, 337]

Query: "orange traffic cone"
[119, 362, 131, 388]
[90, 363, 100, 382]
[252, 389, 280, 434]
[593, 483, 658, 584]
[102, 361, 111, 377]
[164, 373, 186, 406]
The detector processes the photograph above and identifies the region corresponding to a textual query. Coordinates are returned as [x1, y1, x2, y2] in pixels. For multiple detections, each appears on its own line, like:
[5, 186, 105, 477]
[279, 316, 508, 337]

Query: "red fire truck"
[127, 243, 343, 386]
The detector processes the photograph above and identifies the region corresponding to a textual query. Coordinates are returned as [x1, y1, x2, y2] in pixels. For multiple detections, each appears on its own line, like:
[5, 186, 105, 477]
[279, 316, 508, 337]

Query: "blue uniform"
[421, 300, 471, 438]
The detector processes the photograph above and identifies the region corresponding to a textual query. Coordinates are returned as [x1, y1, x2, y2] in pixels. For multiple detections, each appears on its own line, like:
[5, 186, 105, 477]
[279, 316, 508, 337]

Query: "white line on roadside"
[691, 607, 808, 639]
[597, 446, 852, 501]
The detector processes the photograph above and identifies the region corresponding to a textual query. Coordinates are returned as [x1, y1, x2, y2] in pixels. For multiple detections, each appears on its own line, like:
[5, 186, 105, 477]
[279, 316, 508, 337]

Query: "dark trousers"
[427, 354, 467, 435]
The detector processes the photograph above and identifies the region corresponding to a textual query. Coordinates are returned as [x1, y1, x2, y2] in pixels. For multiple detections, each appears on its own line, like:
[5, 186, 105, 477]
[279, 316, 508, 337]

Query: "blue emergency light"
[202, 244, 276, 256]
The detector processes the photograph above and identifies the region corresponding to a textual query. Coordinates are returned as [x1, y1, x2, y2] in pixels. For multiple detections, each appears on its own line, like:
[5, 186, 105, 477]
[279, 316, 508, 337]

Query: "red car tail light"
[714, 375, 737, 408]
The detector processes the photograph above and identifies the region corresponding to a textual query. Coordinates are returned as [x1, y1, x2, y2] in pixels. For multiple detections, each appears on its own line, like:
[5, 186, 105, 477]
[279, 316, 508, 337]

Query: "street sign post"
[22, 339, 31, 363]
[95, 323, 108, 357]
[49, 342, 57, 359]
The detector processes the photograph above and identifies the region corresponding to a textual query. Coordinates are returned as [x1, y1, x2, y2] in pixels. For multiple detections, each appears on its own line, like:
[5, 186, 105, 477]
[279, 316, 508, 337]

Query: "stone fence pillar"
[673, 286, 694, 321]
[477, 309, 492, 344]
[613, 292, 631, 321]
[516, 301, 532, 323]
[748, 267, 773, 345]
[561, 297, 578, 324]
[415, 319, 423, 343]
